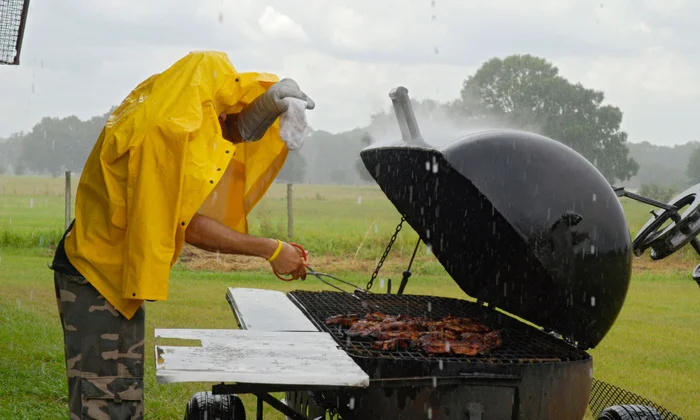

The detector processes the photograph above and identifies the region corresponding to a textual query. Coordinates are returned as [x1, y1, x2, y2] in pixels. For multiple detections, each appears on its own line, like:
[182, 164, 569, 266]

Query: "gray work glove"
[238, 78, 315, 142]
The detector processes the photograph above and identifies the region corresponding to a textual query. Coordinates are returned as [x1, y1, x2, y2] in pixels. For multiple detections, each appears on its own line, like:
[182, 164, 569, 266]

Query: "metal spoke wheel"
[598, 405, 663, 420]
[632, 184, 700, 260]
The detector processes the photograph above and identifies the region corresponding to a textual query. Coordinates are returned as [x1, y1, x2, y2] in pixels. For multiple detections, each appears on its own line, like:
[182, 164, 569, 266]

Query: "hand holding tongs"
[274, 243, 367, 298]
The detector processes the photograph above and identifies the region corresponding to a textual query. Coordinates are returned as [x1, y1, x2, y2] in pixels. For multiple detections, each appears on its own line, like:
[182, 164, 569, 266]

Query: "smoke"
[362, 99, 545, 150]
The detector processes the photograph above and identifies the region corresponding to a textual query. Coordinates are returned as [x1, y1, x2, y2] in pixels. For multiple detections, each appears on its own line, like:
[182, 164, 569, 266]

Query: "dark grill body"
[280, 92, 632, 419]
[287, 290, 594, 419]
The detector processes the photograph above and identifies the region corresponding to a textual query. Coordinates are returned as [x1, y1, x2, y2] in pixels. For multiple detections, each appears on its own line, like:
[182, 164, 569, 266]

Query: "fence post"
[287, 183, 293, 239]
[65, 171, 71, 229]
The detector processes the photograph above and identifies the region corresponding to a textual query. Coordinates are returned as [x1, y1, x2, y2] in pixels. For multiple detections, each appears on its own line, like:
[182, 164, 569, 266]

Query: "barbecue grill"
[154, 86, 685, 420]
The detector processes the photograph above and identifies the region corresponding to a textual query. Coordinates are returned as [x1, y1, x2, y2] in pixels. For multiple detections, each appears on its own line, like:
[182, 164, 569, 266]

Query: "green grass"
[1, 175, 700, 419]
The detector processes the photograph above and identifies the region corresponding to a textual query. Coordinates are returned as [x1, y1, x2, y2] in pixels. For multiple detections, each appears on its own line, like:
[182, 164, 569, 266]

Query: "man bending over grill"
[49, 51, 312, 420]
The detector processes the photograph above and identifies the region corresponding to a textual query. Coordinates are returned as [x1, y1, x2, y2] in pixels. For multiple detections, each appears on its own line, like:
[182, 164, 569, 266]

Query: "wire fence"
[588, 378, 682, 419]
[0, 0, 30, 65]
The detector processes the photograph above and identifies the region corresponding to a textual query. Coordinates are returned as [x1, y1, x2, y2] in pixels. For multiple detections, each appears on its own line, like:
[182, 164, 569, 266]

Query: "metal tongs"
[274, 243, 380, 307]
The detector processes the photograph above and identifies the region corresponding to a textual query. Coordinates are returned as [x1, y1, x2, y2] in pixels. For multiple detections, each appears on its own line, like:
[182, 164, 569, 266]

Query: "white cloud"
[2, 0, 700, 146]
[258, 6, 308, 43]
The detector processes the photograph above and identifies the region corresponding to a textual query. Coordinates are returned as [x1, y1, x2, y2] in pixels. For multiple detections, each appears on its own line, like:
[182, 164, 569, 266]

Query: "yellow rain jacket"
[64, 51, 289, 320]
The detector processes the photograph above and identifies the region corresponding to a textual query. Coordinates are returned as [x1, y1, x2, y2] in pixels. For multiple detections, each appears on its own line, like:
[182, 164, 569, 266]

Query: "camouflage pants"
[54, 271, 145, 420]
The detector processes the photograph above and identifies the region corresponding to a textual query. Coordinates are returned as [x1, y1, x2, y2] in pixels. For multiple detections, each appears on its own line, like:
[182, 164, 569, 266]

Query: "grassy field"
[1, 174, 699, 419]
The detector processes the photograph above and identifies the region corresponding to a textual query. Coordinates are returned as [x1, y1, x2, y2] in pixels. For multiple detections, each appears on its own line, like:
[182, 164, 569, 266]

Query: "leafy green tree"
[686, 146, 700, 185]
[638, 183, 678, 203]
[277, 149, 307, 183]
[14, 160, 26, 175]
[455, 54, 639, 183]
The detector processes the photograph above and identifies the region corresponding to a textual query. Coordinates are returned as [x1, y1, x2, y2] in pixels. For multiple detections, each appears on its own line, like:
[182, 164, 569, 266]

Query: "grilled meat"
[325, 314, 359, 328]
[372, 337, 412, 351]
[326, 312, 505, 356]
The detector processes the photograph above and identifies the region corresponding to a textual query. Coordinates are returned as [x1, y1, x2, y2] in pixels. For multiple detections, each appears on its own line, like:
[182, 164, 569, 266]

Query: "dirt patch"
[179, 245, 697, 276]
[38, 243, 696, 276]
[178, 244, 408, 273]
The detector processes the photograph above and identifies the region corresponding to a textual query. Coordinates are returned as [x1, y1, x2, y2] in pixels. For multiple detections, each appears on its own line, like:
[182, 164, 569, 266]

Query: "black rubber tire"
[184, 391, 246, 420]
[598, 405, 663, 420]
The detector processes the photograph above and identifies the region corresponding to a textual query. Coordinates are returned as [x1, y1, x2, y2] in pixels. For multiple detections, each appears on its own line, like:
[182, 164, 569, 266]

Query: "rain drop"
[590, 245, 596, 254]
[39, 236, 44, 246]
[213, 70, 217, 78]
[426, 229, 430, 239]
[357, 195, 362, 205]
[592, 193, 597, 202]
[432, 376, 437, 387]
[346, 336, 351, 346]
[374, 224, 378, 234]
[42, 362, 45, 374]
[29, 198, 34, 208]
[428, 407, 433, 419]
[216, 250, 220, 262]
[438, 360, 443, 370]
[379, 278, 385, 288]
[591, 296, 596, 307]
[427, 302, 432, 312]
[425, 160, 431, 171]
[445, 342, 451, 352]
[348, 397, 355, 410]
[212, 191, 218, 203]
[426, 244, 432, 255]
[213, 142, 217, 150]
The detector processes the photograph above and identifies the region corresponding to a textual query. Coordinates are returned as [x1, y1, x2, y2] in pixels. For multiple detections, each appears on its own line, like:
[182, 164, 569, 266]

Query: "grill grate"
[287, 291, 589, 365]
[0, 0, 30, 65]
[588, 378, 682, 419]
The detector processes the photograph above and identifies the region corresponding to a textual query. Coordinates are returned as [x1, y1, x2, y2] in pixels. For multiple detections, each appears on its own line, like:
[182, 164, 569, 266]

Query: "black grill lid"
[360, 129, 632, 349]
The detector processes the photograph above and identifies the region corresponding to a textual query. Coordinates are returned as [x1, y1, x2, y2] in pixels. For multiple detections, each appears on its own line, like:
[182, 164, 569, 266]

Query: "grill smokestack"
[389, 86, 429, 147]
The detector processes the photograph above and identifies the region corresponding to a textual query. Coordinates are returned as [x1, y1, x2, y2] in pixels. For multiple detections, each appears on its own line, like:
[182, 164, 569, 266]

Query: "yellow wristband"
[267, 240, 283, 262]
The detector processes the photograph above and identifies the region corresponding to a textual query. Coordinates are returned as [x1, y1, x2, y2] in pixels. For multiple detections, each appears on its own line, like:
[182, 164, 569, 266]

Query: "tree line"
[0, 54, 661, 187]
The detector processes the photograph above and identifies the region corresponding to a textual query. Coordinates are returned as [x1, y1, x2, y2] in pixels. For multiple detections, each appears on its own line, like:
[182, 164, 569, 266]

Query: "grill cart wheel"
[184, 391, 246, 420]
[598, 405, 663, 420]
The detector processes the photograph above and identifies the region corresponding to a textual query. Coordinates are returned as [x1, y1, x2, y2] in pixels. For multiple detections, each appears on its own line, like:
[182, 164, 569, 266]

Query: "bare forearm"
[185, 213, 277, 259]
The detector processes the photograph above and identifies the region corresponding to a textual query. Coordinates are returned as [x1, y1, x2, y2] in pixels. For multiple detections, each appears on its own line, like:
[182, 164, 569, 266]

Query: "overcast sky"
[1, 0, 698, 146]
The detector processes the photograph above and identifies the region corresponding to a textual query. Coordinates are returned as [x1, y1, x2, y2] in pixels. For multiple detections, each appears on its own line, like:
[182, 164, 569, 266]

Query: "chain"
[366, 216, 406, 291]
